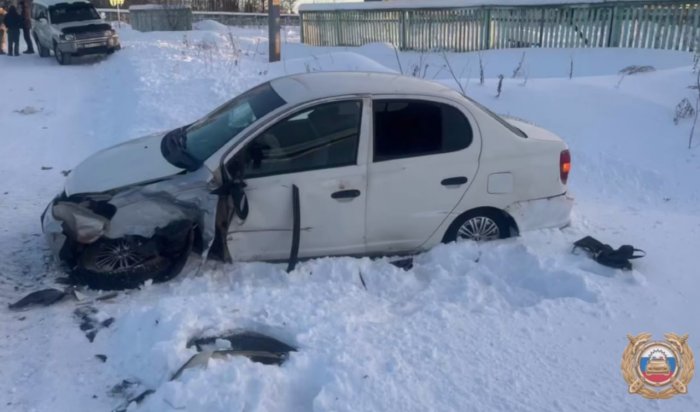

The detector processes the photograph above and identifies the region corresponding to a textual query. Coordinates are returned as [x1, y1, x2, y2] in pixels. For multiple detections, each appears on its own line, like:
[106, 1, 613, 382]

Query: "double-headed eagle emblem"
[622, 333, 695, 399]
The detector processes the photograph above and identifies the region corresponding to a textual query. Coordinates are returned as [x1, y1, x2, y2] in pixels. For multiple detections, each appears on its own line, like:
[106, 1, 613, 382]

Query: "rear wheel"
[443, 210, 511, 243]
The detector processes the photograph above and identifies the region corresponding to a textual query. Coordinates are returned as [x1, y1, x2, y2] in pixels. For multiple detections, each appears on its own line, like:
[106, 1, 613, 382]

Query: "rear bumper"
[506, 192, 574, 233]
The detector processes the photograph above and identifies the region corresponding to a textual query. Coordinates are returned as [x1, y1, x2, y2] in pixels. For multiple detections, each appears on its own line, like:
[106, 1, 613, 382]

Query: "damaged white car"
[42, 72, 573, 289]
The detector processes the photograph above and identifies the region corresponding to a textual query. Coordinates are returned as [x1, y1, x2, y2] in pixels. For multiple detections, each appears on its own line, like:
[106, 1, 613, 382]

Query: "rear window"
[373, 99, 473, 162]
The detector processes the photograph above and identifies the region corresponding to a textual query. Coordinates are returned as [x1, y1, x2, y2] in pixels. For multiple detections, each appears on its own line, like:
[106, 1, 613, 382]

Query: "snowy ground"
[1, 21, 700, 412]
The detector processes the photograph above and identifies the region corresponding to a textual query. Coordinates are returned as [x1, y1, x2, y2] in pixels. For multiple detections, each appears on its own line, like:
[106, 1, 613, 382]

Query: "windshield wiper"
[160, 126, 201, 172]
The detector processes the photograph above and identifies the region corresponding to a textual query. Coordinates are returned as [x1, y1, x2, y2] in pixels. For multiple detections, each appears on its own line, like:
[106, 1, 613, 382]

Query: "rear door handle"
[331, 189, 361, 199]
[441, 176, 468, 186]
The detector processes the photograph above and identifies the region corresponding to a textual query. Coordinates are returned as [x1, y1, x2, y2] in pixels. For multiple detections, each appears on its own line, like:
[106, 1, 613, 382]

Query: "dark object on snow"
[95, 354, 107, 362]
[287, 184, 301, 273]
[8, 288, 67, 310]
[172, 332, 298, 380]
[572, 236, 645, 270]
[389, 257, 414, 270]
[187, 331, 297, 367]
[75, 306, 114, 342]
[111, 379, 154, 412]
[112, 332, 295, 411]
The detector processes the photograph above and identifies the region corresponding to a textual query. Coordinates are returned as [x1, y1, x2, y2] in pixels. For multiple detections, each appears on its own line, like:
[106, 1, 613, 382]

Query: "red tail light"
[560, 150, 571, 184]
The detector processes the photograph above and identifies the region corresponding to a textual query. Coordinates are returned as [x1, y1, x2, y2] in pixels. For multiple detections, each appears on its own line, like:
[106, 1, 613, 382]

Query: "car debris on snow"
[110, 331, 296, 411]
[14, 106, 42, 115]
[8, 288, 67, 310]
[74, 306, 115, 342]
[572, 236, 646, 270]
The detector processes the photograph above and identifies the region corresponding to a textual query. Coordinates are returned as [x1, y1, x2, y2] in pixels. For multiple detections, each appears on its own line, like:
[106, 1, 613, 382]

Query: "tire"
[443, 210, 511, 243]
[54, 43, 71, 65]
[34, 35, 49, 58]
[72, 232, 192, 290]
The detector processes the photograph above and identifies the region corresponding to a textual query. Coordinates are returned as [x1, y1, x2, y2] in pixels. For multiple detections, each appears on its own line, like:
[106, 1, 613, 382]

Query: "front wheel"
[54, 44, 71, 65]
[443, 211, 511, 243]
[73, 234, 190, 290]
[35, 35, 50, 57]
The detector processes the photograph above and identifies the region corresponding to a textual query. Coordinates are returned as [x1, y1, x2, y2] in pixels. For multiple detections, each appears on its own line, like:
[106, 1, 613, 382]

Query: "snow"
[1, 21, 700, 412]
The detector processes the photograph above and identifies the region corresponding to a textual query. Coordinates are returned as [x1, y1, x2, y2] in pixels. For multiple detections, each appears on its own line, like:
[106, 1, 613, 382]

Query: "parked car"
[41, 72, 573, 289]
[31, 0, 120, 65]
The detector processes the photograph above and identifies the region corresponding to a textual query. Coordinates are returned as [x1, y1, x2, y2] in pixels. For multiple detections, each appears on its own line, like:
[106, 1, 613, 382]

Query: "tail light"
[560, 150, 571, 184]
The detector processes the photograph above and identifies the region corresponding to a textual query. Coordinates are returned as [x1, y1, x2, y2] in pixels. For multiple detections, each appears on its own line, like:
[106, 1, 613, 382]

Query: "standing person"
[0, 4, 7, 55]
[4, 4, 21, 56]
[19, 0, 32, 54]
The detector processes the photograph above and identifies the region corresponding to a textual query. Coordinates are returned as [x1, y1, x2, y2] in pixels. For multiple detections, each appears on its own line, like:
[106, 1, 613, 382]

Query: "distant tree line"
[91, 0, 298, 13]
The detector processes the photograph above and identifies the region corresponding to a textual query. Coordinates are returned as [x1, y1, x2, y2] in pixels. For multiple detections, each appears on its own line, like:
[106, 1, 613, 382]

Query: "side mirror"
[39, 17, 47, 24]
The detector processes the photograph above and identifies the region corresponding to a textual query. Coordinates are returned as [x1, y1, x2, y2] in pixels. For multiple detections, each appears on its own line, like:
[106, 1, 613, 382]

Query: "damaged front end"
[41, 171, 219, 290]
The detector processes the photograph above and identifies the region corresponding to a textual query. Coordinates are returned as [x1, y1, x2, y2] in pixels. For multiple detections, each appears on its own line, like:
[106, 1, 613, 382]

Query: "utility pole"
[268, 0, 281, 62]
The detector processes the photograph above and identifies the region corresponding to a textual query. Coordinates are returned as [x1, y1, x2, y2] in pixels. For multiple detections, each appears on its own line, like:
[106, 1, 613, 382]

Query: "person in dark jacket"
[4, 4, 21, 56]
[19, 0, 33, 54]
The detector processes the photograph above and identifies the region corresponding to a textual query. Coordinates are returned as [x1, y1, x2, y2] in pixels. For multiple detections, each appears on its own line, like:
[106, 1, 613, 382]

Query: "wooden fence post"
[482, 8, 491, 50]
[300, 11, 304, 44]
[335, 10, 341, 46]
[606, 5, 619, 47]
[399, 10, 406, 50]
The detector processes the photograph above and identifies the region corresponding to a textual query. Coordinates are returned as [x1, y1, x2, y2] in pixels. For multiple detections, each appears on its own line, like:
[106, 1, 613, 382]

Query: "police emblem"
[622, 333, 695, 399]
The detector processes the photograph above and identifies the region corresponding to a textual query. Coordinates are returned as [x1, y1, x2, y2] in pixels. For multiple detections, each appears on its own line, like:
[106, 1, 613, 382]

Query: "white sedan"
[42, 72, 573, 289]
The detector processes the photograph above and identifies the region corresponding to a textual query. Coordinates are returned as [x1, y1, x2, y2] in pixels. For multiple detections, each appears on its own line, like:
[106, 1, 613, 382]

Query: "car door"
[365, 97, 482, 254]
[34, 6, 50, 46]
[225, 98, 370, 261]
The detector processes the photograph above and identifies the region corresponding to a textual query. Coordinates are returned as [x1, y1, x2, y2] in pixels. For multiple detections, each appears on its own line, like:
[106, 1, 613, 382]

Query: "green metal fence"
[299, 1, 700, 52]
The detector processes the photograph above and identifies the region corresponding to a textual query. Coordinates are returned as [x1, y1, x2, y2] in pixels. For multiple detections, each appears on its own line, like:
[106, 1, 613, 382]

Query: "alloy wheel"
[457, 216, 501, 241]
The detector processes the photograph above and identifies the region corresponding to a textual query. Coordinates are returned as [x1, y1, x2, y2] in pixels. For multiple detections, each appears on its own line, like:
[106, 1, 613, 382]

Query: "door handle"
[331, 189, 361, 199]
[441, 176, 468, 186]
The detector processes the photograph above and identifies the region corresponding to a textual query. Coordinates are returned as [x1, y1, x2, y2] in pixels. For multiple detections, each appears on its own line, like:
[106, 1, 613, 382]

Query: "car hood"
[57, 20, 110, 32]
[64, 132, 184, 196]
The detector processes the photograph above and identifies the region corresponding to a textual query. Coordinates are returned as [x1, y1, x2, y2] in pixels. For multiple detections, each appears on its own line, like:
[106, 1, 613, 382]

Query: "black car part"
[572, 236, 645, 270]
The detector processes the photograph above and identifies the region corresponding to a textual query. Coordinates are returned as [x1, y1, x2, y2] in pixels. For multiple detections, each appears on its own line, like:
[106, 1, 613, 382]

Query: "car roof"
[35, 0, 92, 7]
[269, 72, 464, 105]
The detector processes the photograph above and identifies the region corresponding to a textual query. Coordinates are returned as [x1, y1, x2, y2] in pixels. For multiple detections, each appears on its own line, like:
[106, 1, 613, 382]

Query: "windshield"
[161, 82, 286, 170]
[50, 3, 100, 24]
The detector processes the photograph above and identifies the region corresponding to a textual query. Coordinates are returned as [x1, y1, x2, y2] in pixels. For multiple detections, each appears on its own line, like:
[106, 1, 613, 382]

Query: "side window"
[239, 100, 362, 178]
[373, 100, 473, 162]
[34, 5, 46, 20]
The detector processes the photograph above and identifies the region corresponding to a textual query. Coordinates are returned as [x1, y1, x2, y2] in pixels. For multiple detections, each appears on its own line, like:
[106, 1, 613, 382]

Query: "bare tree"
[442, 52, 466, 96]
[478, 52, 484, 85]
[512, 52, 526, 78]
[569, 55, 574, 79]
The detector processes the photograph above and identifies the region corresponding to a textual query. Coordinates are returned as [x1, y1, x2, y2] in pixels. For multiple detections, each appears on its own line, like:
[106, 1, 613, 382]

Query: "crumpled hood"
[64, 132, 184, 196]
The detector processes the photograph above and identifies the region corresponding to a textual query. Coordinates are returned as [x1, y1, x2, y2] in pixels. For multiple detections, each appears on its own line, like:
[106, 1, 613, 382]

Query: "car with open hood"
[41, 72, 573, 290]
[31, 0, 120, 64]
